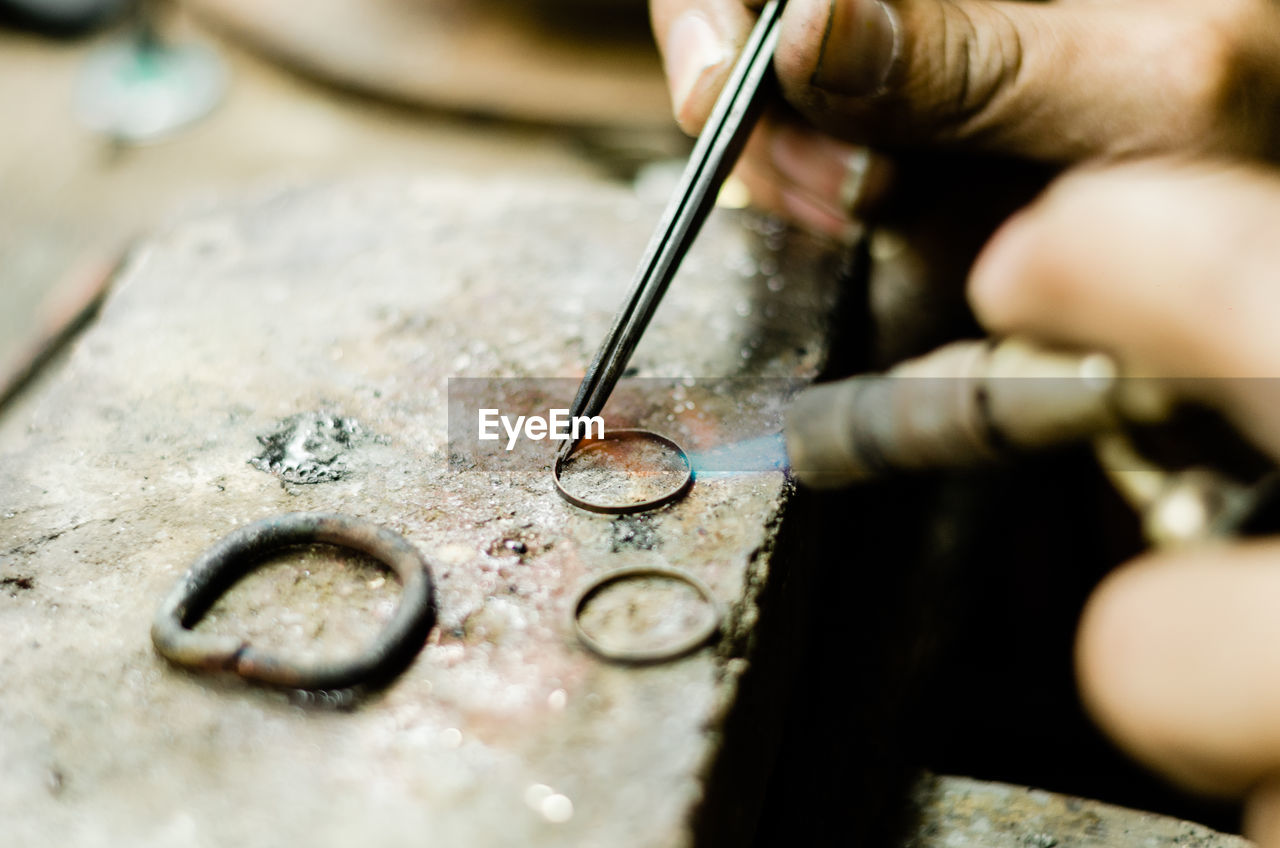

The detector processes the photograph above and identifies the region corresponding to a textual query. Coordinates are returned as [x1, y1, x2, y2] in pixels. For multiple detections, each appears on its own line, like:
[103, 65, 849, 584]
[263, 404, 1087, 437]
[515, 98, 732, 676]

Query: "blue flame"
[688, 433, 790, 476]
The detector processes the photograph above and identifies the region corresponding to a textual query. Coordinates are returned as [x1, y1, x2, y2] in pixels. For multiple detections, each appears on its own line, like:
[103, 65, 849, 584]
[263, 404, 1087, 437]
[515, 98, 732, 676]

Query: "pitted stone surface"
[908, 776, 1251, 848]
[0, 176, 841, 847]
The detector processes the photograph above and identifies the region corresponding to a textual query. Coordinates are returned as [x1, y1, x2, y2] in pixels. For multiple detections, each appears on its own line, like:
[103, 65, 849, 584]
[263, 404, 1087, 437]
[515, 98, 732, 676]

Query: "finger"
[716, 109, 895, 240]
[737, 111, 894, 219]
[968, 158, 1280, 457]
[733, 149, 863, 242]
[1247, 779, 1280, 848]
[1077, 540, 1280, 796]
[758, 120, 893, 219]
[772, 0, 1280, 161]
[650, 0, 757, 133]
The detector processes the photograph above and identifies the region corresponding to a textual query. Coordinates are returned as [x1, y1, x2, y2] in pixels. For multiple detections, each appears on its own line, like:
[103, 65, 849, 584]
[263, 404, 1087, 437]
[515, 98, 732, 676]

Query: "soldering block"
[0, 175, 842, 847]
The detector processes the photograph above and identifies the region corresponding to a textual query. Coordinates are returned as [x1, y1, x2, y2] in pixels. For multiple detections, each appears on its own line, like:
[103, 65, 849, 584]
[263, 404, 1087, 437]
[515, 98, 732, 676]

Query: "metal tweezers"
[562, 0, 787, 456]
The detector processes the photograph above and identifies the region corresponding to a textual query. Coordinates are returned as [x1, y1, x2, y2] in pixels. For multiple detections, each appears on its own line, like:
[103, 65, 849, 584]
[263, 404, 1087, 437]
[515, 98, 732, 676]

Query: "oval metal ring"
[151, 512, 436, 691]
[554, 429, 693, 514]
[571, 565, 720, 664]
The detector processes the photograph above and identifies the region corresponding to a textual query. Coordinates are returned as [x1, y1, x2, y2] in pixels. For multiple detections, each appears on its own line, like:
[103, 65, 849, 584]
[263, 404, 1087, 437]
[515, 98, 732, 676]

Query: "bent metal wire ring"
[553, 429, 693, 514]
[151, 512, 436, 691]
[571, 565, 720, 664]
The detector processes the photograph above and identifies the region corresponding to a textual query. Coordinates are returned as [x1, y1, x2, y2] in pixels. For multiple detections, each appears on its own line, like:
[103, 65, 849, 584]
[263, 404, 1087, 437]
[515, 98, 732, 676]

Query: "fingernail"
[811, 0, 901, 96]
[838, 147, 872, 212]
[664, 12, 731, 128]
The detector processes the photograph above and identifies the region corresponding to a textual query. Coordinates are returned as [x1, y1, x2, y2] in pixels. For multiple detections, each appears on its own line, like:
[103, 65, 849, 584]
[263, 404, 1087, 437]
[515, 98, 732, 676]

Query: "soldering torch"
[785, 336, 1167, 486]
[783, 337, 1278, 547]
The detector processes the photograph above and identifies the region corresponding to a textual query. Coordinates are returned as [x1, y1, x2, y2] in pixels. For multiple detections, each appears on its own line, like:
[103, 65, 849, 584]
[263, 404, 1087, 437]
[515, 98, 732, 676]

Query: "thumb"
[774, 0, 1279, 161]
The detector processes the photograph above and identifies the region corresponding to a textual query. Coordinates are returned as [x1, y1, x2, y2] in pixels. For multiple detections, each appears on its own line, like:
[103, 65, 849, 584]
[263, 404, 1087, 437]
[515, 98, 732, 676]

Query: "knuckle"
[924, 4, 1028, 143]
[1157, 11, 1253, 148]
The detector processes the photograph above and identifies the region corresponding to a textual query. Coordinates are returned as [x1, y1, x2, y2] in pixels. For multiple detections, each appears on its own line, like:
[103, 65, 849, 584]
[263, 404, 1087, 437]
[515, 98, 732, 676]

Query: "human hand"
[968, 157, 1280, 844]
[650, 0, 1280, 238]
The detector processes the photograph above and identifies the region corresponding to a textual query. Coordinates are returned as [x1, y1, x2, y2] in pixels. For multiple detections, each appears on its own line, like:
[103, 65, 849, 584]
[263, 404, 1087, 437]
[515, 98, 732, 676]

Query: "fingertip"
[663, 10, 735, 133]
[1075, 560, 1167, 753]
[655, 1, 761, 135]
[1077, 545, 1280, 797]
[967, 208, 1038, 332]
[1074, 556, 1241, 796]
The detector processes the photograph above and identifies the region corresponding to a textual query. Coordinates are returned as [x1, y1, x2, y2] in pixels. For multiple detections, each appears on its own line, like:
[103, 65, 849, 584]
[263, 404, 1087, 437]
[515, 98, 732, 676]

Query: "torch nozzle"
[785, 337, 1169, 489]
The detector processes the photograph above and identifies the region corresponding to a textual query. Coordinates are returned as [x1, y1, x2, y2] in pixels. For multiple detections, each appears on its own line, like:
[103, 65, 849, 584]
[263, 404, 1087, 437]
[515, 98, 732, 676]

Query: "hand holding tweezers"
[562, 0, 788, 453]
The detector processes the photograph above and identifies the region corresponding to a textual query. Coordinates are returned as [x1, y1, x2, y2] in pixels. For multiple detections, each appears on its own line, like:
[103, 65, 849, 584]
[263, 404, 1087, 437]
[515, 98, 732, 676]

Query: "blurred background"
[0, 0, 690, 417]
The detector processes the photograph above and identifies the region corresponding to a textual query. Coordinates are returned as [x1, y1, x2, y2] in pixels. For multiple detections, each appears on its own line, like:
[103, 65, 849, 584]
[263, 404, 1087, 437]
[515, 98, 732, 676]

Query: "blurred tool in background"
[0, 0, 127, 35]
[75, 0, 226, 143]
[184, 0, 670, 128]
[0, 0, 678, 415]
[0, 0, 226, 410]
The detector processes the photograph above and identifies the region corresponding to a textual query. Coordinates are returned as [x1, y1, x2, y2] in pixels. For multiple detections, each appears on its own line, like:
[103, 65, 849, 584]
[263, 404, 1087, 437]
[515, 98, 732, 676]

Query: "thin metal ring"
[571, 565, 720, 664]
[554, 429, 693, 514]
[151, 513, 436, 691]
